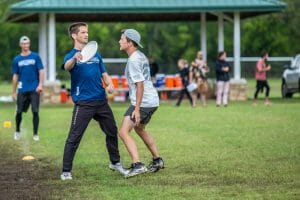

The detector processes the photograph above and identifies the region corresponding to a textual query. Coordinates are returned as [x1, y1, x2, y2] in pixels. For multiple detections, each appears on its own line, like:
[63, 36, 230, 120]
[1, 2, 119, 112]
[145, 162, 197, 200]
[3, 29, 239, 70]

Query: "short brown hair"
[218, 51, 226, 59]
[68, 22, 88, 38]
[260, 51, 268, 58]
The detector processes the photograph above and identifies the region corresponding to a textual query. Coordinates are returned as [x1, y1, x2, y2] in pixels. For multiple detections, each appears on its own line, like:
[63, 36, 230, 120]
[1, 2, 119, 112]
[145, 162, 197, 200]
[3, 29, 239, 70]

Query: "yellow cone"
[3, 121, 12, 128]
[22, 155, 35, 161]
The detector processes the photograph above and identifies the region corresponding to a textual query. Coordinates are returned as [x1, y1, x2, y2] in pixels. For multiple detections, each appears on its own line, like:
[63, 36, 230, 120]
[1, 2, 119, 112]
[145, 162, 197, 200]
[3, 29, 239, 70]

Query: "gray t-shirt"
[125, 50, 159, 107]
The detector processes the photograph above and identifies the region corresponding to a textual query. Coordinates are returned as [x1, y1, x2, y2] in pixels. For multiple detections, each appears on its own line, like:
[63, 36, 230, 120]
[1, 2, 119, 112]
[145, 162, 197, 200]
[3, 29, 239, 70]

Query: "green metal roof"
[6, 0, 287, 22]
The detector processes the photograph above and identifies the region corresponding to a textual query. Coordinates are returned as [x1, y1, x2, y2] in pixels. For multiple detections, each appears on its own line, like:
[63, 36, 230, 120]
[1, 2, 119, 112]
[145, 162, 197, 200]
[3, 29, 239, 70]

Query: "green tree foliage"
[242, 0, 299, 56]
[0, 0, 298, 81]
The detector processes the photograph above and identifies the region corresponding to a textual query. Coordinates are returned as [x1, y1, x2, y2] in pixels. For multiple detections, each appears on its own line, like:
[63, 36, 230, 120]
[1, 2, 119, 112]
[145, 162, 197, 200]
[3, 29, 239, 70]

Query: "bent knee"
[134, 126, 146, 135]
[118, 129, 128, 139]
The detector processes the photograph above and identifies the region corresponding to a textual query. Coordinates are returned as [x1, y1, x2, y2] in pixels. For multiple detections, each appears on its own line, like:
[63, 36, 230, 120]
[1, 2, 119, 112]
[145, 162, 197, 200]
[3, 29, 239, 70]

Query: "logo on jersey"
[76, 86, 80, 96]
[77, 57, 100, 64]
[86, 57, 100, 64]
[18, 59, 36, 67]
[18, 81, 22, 89]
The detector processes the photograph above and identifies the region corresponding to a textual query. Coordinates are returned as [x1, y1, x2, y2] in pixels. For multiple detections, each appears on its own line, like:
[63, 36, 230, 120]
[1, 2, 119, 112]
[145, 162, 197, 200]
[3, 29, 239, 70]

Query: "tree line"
[0, 0, 298, 81]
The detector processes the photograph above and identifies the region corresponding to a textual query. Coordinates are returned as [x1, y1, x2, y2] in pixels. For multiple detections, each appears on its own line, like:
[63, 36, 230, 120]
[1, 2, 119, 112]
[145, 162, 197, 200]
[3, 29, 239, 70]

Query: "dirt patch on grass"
[0, 142, 59, 200]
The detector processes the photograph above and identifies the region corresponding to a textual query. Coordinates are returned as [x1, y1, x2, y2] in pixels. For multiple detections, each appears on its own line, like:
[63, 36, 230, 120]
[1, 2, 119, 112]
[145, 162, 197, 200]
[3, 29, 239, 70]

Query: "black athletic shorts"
[124, 105, 157, 125]
[256, 80, 269, 89]
[16, 91, 40, 113]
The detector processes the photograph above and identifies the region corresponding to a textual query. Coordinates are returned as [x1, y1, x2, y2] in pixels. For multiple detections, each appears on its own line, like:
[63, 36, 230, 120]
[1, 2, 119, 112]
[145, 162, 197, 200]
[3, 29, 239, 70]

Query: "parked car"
[282, 54, 300, 98]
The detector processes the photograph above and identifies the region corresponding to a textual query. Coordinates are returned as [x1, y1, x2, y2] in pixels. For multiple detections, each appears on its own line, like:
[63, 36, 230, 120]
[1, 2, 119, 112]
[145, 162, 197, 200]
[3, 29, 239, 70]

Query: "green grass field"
[0, 80, 299, 199]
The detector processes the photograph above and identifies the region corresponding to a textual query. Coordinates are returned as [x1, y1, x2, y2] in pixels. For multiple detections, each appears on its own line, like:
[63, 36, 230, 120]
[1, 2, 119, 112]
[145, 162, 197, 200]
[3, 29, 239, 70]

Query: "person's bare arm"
[205, 64, 209, 73]
[265, 64, 271, 71]
[189, 69, 193, 83]
[102, 72, 114, 93]
[64, 52, 82, 71]
[223, 66, 229, 72]
[36, 69, 44, 92]
[12, 74, 18, 101]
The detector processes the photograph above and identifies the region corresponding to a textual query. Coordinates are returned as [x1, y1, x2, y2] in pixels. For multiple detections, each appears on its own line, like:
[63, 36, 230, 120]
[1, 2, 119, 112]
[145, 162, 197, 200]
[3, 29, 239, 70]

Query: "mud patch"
[0, 142, 58, 200]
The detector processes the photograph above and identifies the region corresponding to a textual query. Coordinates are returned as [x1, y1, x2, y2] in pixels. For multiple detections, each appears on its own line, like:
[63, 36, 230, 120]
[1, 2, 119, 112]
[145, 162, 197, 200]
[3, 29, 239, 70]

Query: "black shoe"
[147, 157, 164, 173]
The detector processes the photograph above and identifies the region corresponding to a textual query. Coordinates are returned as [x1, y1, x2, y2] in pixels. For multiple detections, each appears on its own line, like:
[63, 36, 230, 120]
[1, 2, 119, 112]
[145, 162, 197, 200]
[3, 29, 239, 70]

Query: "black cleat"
[147, 157, 164, 173]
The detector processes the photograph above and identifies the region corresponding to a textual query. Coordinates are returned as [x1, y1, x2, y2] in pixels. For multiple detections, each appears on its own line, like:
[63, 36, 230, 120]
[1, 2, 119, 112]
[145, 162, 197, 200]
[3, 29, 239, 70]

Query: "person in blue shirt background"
[12, 36, 44, 141]
[60, 22, 127, 180]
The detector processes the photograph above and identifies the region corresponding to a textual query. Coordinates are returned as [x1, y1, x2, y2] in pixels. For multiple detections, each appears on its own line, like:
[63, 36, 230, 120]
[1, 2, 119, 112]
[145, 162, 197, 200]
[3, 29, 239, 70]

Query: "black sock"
[133, 162, 143, 166]
[16, 113, 22, 132]
[153, 157, 161, 161]
[33, 112, 39, 135]
[111, 161, 120, 165]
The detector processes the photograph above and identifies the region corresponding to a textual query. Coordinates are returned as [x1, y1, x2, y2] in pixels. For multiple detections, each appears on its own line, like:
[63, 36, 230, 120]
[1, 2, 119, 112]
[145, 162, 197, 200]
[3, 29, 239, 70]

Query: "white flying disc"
[80, 41, 98, 63]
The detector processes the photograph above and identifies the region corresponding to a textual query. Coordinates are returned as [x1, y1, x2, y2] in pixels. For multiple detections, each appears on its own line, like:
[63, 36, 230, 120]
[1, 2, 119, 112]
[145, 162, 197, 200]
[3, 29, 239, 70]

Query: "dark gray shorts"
[124, 105, 158, 125]
[16, 91, 40, 113]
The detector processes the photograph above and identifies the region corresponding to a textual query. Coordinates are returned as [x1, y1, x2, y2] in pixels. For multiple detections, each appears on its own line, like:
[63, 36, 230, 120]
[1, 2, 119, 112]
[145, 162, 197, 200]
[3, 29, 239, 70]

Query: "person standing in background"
[253, 51, 271, 106]
[190, 51, 209, 107]
[176, 59, 193, 107]
[149, 56, 159, 85]
[12, 36, 44, 141]
[215, 51, 231, 107]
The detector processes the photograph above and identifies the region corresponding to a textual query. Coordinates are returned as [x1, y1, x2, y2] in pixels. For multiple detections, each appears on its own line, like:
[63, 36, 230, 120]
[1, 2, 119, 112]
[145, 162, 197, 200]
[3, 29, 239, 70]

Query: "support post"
[201, 13, 207, 62]
[218, 13, 224, 52]
[233, 12, 241, 80]
[39, 13, 47, 81]
[48, 13, 56, 81]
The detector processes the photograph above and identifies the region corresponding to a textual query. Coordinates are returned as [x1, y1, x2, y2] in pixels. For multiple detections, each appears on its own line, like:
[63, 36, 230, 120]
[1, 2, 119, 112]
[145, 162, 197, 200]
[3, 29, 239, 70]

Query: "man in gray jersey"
[119, 29, 164, 178]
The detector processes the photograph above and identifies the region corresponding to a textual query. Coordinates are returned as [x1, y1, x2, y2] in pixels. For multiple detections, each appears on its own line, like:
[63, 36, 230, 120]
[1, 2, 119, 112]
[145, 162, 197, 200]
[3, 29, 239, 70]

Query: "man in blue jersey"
[119, 29, 164, 178]
[12, 36, 44, 141]
[60, 22, 127, 180]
